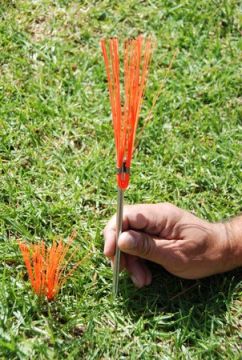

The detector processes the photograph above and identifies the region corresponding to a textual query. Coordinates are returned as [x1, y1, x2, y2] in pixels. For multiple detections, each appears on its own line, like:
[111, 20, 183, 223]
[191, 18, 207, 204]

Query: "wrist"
[224, 216, 242, 269]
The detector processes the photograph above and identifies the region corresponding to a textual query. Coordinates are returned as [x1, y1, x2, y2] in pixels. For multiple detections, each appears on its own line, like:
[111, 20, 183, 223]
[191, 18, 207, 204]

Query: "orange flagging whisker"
[101, 36, 153, 190]
[18, 242, 35, 289]
[134, 48, 178, 152]
[18, 232, 81, 301]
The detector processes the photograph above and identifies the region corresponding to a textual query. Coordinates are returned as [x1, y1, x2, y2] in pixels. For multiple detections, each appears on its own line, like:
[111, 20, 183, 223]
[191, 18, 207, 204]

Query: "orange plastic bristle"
[101, 36, 152, 190]
[18, 232, 80, 301]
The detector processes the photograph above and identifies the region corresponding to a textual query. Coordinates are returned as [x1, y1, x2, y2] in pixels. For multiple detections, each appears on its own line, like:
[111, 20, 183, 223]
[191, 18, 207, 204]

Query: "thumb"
[118, 230, 171, 265]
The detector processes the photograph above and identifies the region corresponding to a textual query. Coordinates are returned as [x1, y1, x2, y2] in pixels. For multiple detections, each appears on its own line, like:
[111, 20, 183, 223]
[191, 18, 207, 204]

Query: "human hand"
[104, 203, 239, 288]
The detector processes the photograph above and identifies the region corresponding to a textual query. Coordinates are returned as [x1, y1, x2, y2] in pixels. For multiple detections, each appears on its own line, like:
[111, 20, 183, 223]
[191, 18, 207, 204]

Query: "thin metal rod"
[113, 187, 124, 297]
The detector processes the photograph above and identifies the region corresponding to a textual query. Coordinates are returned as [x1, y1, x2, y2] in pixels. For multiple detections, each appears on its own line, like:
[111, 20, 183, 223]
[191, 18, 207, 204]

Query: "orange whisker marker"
[18, 231, 81, 301]
[101, 36, 153, 296]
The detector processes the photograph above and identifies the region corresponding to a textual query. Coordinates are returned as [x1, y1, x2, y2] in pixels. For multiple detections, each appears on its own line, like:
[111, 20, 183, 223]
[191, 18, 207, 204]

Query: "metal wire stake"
[113, 187, 124, 297]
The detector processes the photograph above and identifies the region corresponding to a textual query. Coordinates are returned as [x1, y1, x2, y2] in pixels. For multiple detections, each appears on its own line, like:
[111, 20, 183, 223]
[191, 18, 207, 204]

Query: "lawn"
[0, 0, 241, 359]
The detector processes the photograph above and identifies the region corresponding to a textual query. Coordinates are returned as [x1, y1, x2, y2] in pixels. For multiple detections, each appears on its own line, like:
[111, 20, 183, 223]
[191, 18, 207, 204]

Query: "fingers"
[110, 254, 152, 288]
[103, 208, 131, 257]
[103, 214, 116, 257]
[103, 203, 184, 288]
[104, 203, 182, 257]
[126, 256, 152, 288]
[118, 230, 174, 266]
[123, 203, 182, 235]
[108, 229, 181, 287]
[109, 252, 127, 271]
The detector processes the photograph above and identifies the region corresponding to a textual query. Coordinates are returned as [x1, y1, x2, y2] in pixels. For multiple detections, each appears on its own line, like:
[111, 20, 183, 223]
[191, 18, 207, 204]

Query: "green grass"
[0, 0, 241, 358]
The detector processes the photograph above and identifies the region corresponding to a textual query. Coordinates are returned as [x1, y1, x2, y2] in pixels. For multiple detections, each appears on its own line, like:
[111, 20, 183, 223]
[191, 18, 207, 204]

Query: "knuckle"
[139, 234, 153, 257]
[158, 202, 175, 212]
[123, 205, 131, 213]
[123, 205, 132, 220]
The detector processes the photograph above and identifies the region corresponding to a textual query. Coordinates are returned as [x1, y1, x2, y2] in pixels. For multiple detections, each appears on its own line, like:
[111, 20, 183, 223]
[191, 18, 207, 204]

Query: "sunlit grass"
[0, 0, 241, 358]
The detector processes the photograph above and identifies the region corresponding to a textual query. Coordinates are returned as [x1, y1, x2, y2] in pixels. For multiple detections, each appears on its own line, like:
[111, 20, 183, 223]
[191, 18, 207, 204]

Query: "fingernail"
[131, 275, 142, 288]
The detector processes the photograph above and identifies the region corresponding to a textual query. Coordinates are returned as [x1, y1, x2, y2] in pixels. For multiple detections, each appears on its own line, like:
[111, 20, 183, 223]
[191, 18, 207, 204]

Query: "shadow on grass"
[119, 264, 242, 340]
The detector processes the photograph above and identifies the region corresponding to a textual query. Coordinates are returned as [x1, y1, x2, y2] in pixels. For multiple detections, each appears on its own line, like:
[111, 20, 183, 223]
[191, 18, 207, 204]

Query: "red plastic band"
[117, 173, 130, 190]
